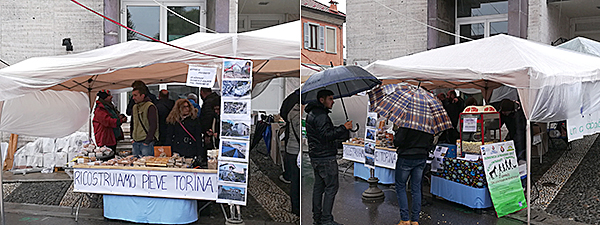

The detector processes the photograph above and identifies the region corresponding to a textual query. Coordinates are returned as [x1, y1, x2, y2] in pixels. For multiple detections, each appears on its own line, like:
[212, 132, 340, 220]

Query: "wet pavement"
[301, 134, 600, 225]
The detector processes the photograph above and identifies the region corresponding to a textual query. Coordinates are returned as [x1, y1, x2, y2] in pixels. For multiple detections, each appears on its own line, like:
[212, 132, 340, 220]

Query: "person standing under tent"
[92, 90, 126, 153]
[205, 104, 221, 150]
[155, 89, 175, 146]
[394, 126, 433, 225]
[280, 89, 300, 216]
[305, 89, 352, 225]
[165, 99, 205, 164]
[187, 93, 202, 117]
[499, 99, 527, 162]
[131, 87, 159, 157]
[199, 88, 221, 148]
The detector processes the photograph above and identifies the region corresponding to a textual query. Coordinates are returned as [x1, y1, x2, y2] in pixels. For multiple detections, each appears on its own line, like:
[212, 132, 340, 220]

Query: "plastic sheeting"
[0, 21, 300, 102]
[366, 34, 600, 123]
[13, 132, 88, 169]
[0, 90, 89, 138]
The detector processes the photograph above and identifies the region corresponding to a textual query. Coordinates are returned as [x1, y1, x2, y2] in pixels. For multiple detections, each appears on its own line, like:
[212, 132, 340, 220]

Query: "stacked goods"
[376, 131, 394, 148]
[461, 141, 494, 154]
[69, 153, 198, 169]
[348, 137, 365, 145]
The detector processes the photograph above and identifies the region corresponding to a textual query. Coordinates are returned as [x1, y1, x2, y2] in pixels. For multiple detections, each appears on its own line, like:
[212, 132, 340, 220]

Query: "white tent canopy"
[557, 36, 600, 57]
[366, 34, 600, 123]
[0, 20, 300, 137]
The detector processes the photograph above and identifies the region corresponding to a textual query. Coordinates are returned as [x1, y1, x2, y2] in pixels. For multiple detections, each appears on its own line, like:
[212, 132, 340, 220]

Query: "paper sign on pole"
[480, 141, 527, 217]
[186, 65, 217, 88]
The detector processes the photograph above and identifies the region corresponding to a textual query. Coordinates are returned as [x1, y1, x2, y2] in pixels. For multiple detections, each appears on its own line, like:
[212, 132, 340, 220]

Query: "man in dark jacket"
[305, 89, 352, 225]
[499, 99, 526, 161]
[155, 89, 175, 146]
[199, 88, 221, 149]
[393, 126, 433, 225]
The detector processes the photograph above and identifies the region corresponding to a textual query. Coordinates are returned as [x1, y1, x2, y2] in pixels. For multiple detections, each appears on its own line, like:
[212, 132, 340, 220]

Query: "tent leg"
[526, 120, 531, 224]
[0, 133, 5, 225]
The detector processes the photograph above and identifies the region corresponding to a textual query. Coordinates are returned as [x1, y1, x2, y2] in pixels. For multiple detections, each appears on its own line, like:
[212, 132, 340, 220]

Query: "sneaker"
[322, 221, 343, 225]
[279, 174, 291, 184]
[397, 221, 410, 225]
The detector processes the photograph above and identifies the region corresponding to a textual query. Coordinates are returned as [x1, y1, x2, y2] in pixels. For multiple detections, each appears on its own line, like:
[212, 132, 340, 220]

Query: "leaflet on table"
[73, 168, 218, 200]
[342, 144, 365, 163]
[431, 146, 448, 172]
[363, 142, 375, 169]
[480, 141, 526, 217]
[186, 65, 218, 88]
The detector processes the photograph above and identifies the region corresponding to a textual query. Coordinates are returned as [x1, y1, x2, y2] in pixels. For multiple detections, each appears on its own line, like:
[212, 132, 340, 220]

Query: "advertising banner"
[480, 141, 527, 217]
[73, 168, 218, 200]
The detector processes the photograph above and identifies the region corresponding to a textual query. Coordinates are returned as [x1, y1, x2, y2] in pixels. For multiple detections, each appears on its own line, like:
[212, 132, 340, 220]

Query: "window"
[238, 14, 285, 32]
[304, 22, 324, 51]
[121, 0, 206, 42]
[455, 0, 508, 43]
[325, 27, 336, 53]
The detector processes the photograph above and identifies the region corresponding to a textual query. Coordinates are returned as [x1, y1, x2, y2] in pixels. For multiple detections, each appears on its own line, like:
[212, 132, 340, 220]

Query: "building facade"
[347, 0, 600, 65]
[301, 0, 346, 70]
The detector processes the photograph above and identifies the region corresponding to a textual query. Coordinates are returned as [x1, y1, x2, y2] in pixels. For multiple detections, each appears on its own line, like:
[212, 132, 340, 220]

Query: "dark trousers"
[311, 156, 339, 223]
[284, 152, 300, 216]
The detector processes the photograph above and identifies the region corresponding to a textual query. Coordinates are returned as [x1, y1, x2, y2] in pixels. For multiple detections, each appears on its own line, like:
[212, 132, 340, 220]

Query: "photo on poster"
[223, 60, 252, 79]
[364, 142, 376, 155]
[222, 80, 251, 98]
[219, 139, 249, 162]
[365, 155, 375, 168]
[221, 119, 251, 139]
[218, 161, 248, 185]
[366, 113, 378, 127]
[217, 184, 247, 206]
[365, 128, 377, 141]
[222, 101, 250, 116]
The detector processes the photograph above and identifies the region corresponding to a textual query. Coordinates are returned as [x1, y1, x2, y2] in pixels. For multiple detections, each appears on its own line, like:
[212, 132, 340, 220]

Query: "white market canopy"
[0, 21, 300, 138]
[366, 34, 600, 123]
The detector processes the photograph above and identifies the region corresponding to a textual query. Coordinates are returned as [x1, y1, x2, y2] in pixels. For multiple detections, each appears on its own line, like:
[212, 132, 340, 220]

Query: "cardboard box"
[154, 146, 172, 157]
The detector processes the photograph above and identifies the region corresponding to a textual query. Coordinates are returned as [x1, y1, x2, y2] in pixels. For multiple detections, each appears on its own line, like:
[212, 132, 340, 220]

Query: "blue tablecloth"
[430, 176, 493, 209]
[103, 195, 198, 224]
[353, 162, 395, 184]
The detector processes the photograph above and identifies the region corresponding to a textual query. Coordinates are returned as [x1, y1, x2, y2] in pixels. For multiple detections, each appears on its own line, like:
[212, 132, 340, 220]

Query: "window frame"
[325, 26, 337, 54]
[304, 22, 324, 51]
[120, 0, 207, 43]
[455, 0, 507, 44]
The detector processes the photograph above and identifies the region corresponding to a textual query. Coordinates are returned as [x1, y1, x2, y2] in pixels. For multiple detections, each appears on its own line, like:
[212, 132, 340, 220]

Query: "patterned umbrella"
[368, 84, 453, 134]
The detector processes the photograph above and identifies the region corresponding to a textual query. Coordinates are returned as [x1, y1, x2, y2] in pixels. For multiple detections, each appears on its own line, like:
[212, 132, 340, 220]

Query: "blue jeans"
[132, 141, 154, 157]
[395, 157, 426, 222]
[311, 156, 339, 224]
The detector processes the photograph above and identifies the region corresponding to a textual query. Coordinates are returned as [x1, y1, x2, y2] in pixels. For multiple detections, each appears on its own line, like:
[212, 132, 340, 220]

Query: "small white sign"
[463, 117, 478, 132]
[186, 66, 217, 88]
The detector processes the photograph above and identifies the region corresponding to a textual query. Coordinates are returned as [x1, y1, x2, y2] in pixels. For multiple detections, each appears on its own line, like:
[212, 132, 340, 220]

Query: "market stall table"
[342, 142, 396, 184]
[72, 165, 218, 224]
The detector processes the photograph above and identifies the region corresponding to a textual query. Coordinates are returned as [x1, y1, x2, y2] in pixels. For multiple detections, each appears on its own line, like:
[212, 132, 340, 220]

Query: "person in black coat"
[155, 89, 175, 146]
[165, 99, 205, 165]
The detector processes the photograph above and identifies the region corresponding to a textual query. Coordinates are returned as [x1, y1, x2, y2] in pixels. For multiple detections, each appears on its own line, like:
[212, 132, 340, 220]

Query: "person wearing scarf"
[93, 90, 126, 152]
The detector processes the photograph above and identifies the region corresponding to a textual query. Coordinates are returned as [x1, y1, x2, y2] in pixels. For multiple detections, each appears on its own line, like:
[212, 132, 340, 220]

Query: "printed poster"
[364, 142, 376, 169]
[218, 59, 253, 206]
[480, 141, 527, 217]
[186, 65, 217, 88]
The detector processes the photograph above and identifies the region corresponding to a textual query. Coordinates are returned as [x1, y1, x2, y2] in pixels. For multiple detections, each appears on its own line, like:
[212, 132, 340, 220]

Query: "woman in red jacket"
[93, 90, 126, 152]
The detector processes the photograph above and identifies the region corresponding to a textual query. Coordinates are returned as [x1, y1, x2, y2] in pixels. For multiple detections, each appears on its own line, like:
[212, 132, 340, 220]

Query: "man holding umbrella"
[305, 89, 352, 225]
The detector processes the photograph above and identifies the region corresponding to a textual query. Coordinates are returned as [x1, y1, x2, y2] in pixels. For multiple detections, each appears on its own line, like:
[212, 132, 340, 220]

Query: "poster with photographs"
[218, 161, 248, 185]
[222, 100, 251, 118]
[223, 60, 252, 79]
[364, 142, 376, 169]
[221, 119, 251, 139]
[218, 60, 252, 206]
[219, 139, 249, 162]
[365, 128, 377, 142]
[217, 184, 247, 206]
[366, 112, 378, 128]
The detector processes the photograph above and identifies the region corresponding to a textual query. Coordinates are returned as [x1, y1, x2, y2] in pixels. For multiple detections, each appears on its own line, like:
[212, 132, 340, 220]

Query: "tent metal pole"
[0, 131, 5, 225]
[526, 120, 531, 224]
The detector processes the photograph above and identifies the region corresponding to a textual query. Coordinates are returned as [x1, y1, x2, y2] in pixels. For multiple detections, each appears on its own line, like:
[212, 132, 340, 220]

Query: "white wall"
[528, 0, 570, 44]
